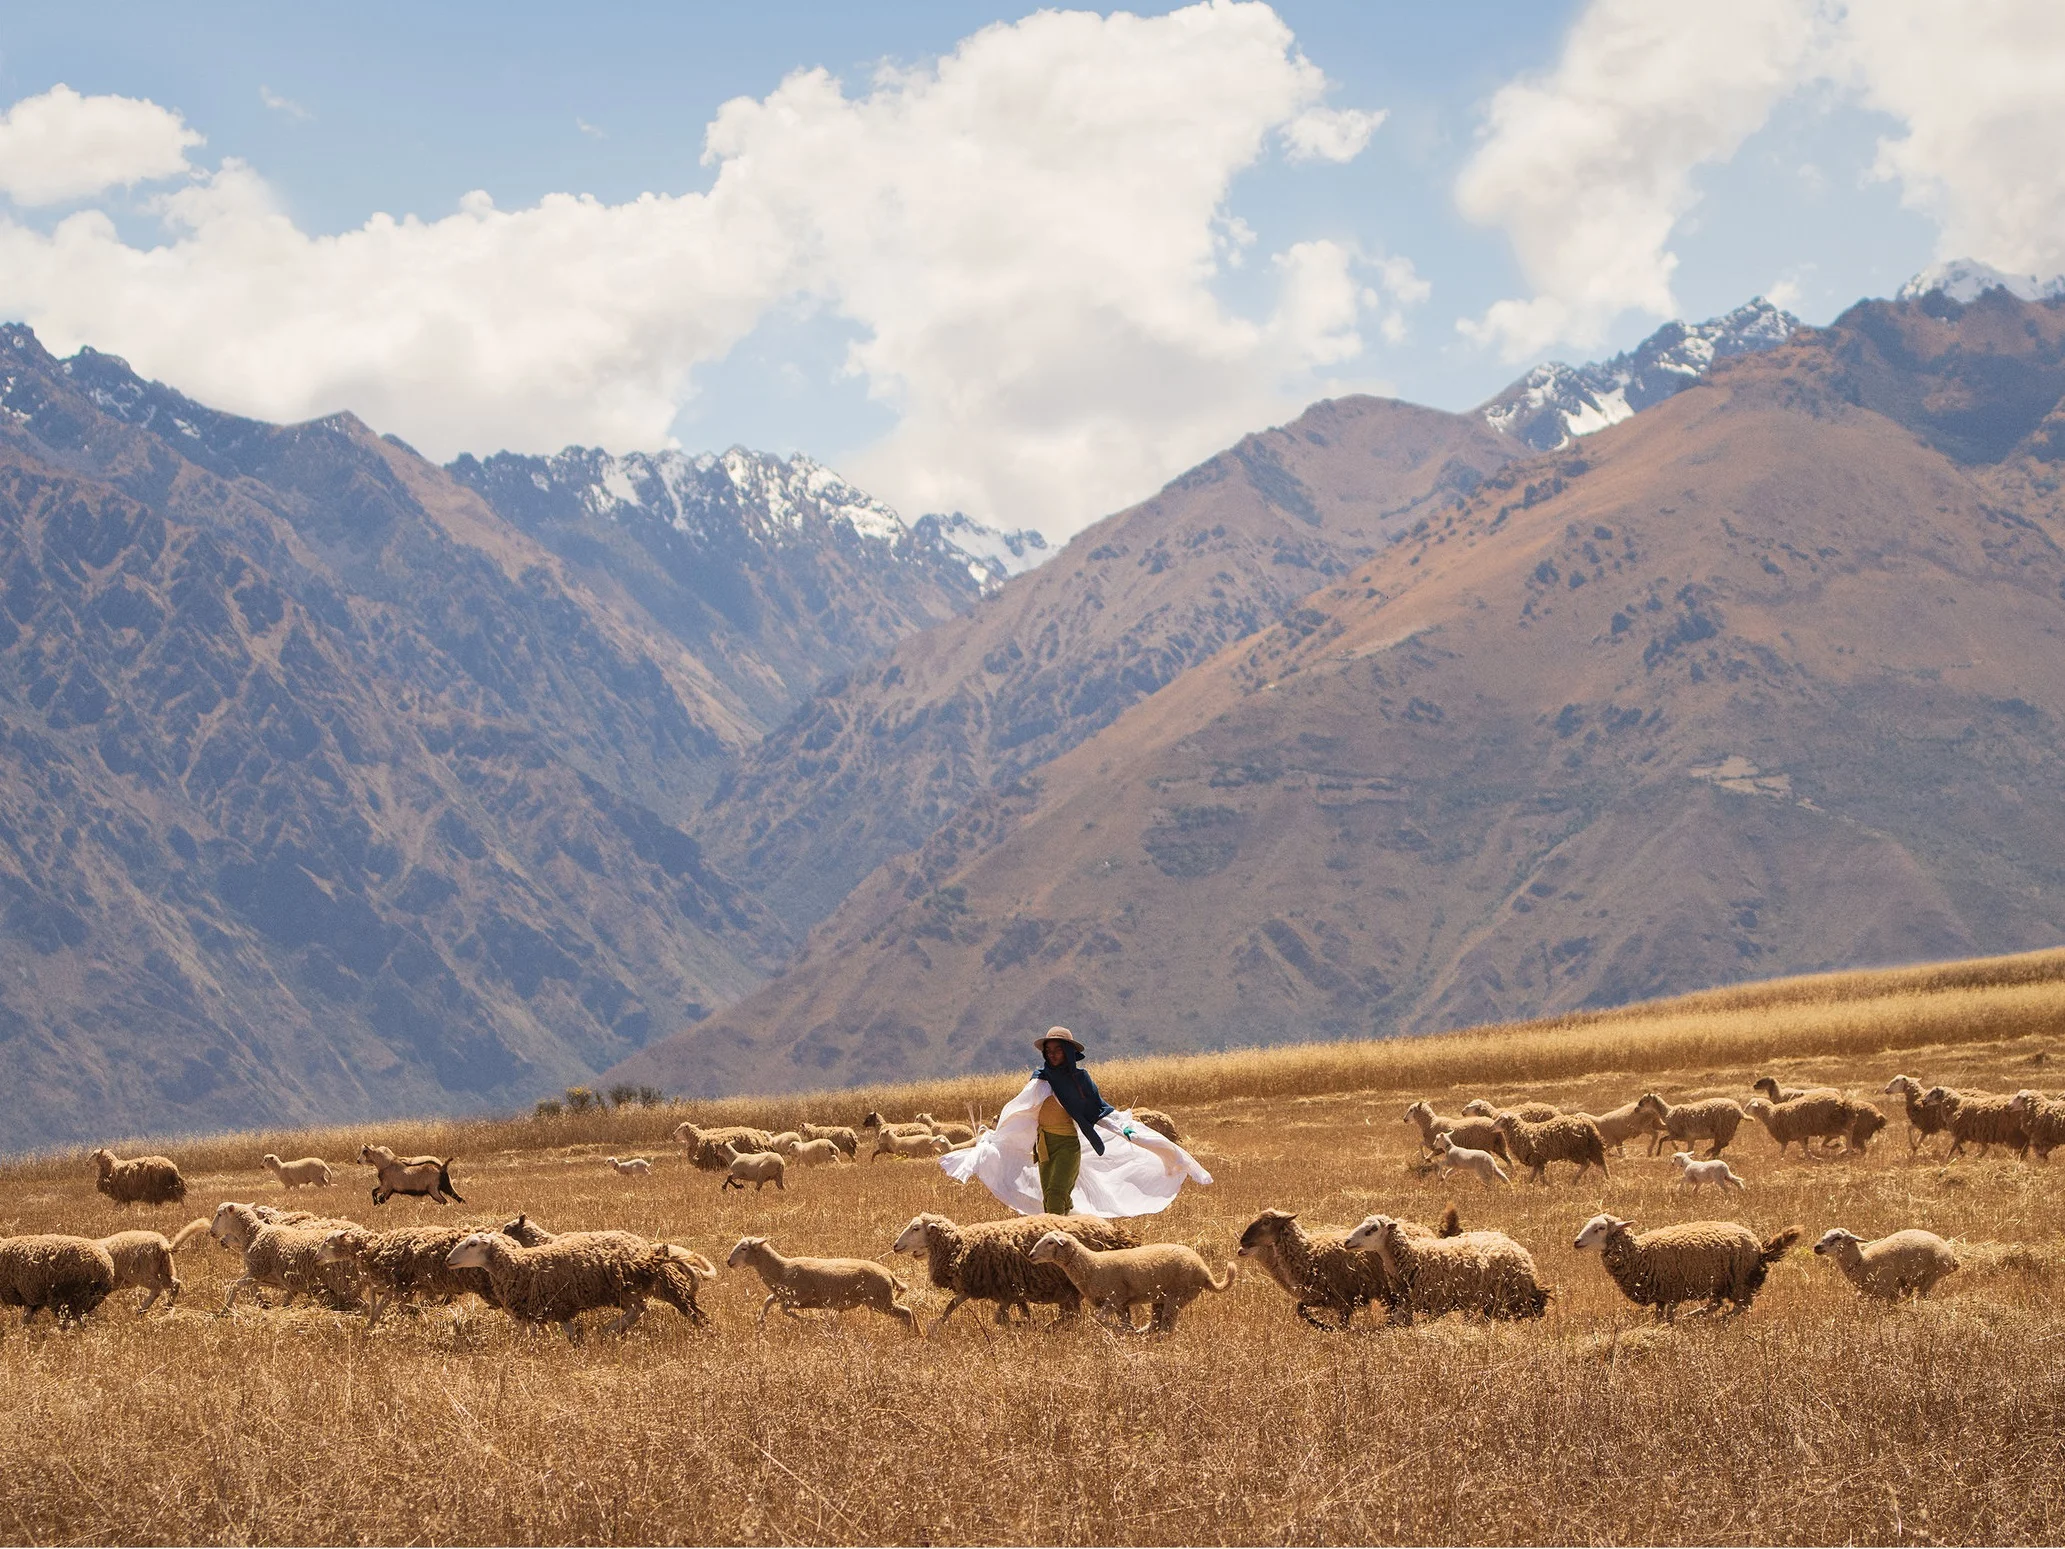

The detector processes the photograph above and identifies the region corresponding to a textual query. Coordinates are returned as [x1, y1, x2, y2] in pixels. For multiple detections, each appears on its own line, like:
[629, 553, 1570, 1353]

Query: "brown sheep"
[89, 1148, 187, 1206]
[1884, 1076, 1952, 1156]
[2010, 1090, 2065, 1160]
[1493, 1112, 1608, 1184]
[1918, 1087, 2029, 1161]
[1461, 1099, 1560, 1123]
[1401, 1101, 1510, 1163]
[889, 1212, 1139, 1329]
[1634, 1095, 1745, 1159]
[0, 1235, 118, 1323]
[1743, 1095, 1874, 1158]
[1237, 1206, 1462, 1329]
[96, 1219, 210, 1312]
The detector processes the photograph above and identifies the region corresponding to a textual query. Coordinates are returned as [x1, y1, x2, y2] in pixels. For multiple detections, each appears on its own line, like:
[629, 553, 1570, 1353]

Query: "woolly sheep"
[316, 1225, 497, 1322]
[1576, 1098, 1666, 1156]
[89, 1148, 187, 1207]
[1919, 1087, 2030, 1161]
[2009, 1091, 2065, 1160]
[1744, 1095, 1884, 1158]
[96, 1218, 209, 1312]
[261, 1154, 335, 1189]
[603, 1156, 653, 1176]
[787, 1138, 848, 1167]
[357, 1144, 463, 1206]
[1461, 1099, 1560, 1123]
[912, 1112, 978, 1145]
[446, 1231, 707, 1340]
[890, 1212, 1139, 1329]
[209, 1203, 363, 1312]
[726, 1237, 917, 1331]
[1573, 1212, 1801, 1319]
[1883, 1076, 1952, 1156]
[715, 1143, 787, 1191]
[1342, 1215, 1547, 1324]
[1131, 1108, 1181, 1142]
[871, 1130, 953, 1162]
[1494, 1112, 1608, 1184]
[860, 1112, 934, 1143]
[1671, 1152, 1747, 1191]
[489, 1216, 715, 1324]
[1428, 1133, 1510, 1187]
[1027, 1231, 1234, 1333]
[1752, 1077, 1840, 1106]
[1235, 1207, 1459, 1330]
[1401, 1101, 1510, 1162]
[764, 1132, 805, 1155]
[798, 1123, 859, 1158]
[672, 1122, 777, 1171]
[1634, 1095, 1745, 1159]
[1812, 1228, 1960, 1301]
[0, 1235, 117, 1324]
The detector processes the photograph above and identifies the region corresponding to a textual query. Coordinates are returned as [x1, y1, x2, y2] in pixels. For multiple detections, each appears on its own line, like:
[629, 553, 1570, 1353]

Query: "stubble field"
[5, 950, 2065, 1545]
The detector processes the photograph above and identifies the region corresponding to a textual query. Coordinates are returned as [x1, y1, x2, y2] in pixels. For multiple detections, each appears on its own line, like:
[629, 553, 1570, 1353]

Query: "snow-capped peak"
[1899, 259, 2065, 306]
[911, 511, 1051, 588]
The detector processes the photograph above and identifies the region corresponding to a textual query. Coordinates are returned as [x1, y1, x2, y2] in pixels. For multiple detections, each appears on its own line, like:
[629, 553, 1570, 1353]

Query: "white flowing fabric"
[939, 1075, 1212, 1218]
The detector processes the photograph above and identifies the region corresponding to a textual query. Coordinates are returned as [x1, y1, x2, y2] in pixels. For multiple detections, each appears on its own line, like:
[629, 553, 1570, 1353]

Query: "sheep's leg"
[934, 1293, 970, 1334]
[604, 1301, 644, 1336]
[758, 1293, 781, 1327]
[220, 1276, 252, 1314]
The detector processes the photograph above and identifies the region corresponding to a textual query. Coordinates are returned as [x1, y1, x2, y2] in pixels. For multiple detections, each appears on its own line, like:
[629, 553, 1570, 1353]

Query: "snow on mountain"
[1899, 259, 2065, 306]
[1480, 298, 1798, 452]
[910, 510, 1051, 587]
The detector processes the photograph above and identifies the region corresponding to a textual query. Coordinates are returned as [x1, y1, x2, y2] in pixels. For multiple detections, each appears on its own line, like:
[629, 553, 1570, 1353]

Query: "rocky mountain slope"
[614, 288, 2065, 1096]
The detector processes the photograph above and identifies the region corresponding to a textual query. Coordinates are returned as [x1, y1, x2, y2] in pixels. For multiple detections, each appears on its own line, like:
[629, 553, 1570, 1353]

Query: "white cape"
[939, 1075, 1212, 1218]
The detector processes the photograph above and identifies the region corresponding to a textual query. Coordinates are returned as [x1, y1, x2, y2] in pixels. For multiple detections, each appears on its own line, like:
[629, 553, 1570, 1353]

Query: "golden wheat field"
[8, 950, 2065, 1546]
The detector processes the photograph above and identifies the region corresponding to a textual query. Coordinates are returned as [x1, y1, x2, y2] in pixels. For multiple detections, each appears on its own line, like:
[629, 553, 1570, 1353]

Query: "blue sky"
[0, 2, 2038, 536]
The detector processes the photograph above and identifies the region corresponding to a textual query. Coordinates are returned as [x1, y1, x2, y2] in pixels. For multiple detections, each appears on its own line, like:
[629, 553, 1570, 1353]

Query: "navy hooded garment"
[1033, 1051, 1114, 1155]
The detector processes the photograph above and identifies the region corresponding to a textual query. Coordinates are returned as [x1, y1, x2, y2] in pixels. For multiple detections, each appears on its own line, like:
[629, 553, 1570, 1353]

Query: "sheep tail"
[166, 1218, 211, 1253]
[1437, 1205, 1461, 1238]
[1760, 1225, 1804, 1266]
[1208, 1260, 1237, 1293]
[677, 1249, 719, 1280]
[438, 1161, 464, 1204]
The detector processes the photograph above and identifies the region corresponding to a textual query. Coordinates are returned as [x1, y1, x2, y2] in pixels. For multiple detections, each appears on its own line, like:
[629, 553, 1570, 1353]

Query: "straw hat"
[1034, 1025, 1085, 1056]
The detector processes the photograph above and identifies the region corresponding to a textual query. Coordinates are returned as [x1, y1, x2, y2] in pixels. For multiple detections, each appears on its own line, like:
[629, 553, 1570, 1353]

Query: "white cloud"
[0, 84, 201, 205]
[0, 2, 1395, 539]
[259, 87, 309, 121]
[1282, 105, 1384, 162]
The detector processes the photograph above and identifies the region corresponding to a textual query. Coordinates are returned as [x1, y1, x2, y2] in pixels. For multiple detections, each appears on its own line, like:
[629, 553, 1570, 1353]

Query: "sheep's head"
[1429, 1134, 1454, 1155]
[892, 1214, 946, 1256]
[358, 1143, 396, 1167]
[1752, 1078, 1782, 1101]
[1342, 1215, 1393, 1253]
[2011, 1090, 2041, 1114]
[1885, 1075, 1918, 1098]
[1634, 1094, 1667, 1117]
[262, 1153, 285, 1169]
[862, 1111, 885, 1130]
[209, 1201, 257, 1252]
[670, 1123, 698, 1144]
[445, 1234, 499, 1271]
[714, 1141, 739, 1161]
[1401, 1101, 1429, 1126]
[1573, 1213, 1631, 1252]
[1237, 1210, 1296, 1255]
[1460, 1099, 1497, 1118]
[726, 1237, 766, 1270]
[315, 1230, 362, 1266]
[1670, 1152, 1695, 1171]
[89, 1147, 115, 1173]
[1920, 1086, 1954, 1110]
[1812, 1228, 1862, 1260]
[1744, 1098, 1773, 1120]
[1492, 1113, 1519, 1134]
[1027, 1231, 1072, 1264]
[499, 1213, 552, 1246]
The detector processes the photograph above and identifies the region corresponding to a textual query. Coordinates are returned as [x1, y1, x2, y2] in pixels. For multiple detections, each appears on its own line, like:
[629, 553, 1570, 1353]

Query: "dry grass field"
[7, 949, 2065, 1544]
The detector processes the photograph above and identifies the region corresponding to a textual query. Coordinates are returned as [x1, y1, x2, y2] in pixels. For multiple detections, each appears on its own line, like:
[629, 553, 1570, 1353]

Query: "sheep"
[1401, 1101, 1510, 1163]
[1883, 1076, 1952, 1156]
[860, 1111, 937, 1145]
[871, 1129, 953, 1162]
[764, 1132, 805, 1155]
[603, 1156, 653, 1176]
[1131, 1108, 1181, 1142]
[209, 1202, 363, 1312]
[1744, 1095, 1883, 1159]
[315, 1226, 498, 1322]
[1812, 1228, 1960, 1301]
[671, 1122, 777, 1171]
[1752, 1077, 1840, 1107]
[89, 1147, 187, 1206]
[1573, 1212, 1801, 1319]
[1494, 1112, 1608, 1184]
[260, 1153, 335, 1189]
[890, 1212, 1140, 1329]
[1027, 1231, 1234, 1333]
[1844, 1102, 1890, 1154]
[1671, 1152, 1747, 1191]
[250, 1205, 322, 1226]
[715, 1143, 786, 1191]
[446, 1231, 711, 1340]
[1461, 1099, 1561, 1123]
[1919, 1087, 2030, 1161]
[787, 1138, 848, 1167]
[0, 1235, 118, 1324]
[912, 1112, 978, 1145]
[1633, 1095, 1745, 1159]
[1576, 1099, 1666, 1156]
[1342, 1215, 1547, 1324]
[96, 1218, 210, 1312]
[726, 1237, 918, 1332]
[1235, 1207, 1459, 1330]
[1428, 1133, 1509, 1187]
[357, 1144, 463, 1205]
[799, 1123, 859, 1158]
[489, 1216, 715, 1324]
[2009, 1091, 2065, 1160]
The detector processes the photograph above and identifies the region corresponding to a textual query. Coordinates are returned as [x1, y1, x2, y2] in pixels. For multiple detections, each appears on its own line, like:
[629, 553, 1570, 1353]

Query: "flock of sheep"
[0, 1069, 2034, 1338]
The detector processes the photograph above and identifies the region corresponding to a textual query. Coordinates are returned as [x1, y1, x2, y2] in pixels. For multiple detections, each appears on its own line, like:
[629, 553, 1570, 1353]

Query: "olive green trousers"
[1034, 1126, 1081, 1215]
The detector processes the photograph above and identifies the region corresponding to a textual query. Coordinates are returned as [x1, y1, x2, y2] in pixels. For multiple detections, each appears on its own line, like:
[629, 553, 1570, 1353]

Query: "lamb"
[261, 1153, 335, 1189]
[489, 1215, 715, 1324]
[1461, 1099, 1560, 1123]
[715, 1142, 787, 1191]
[1401, 1101, 1510, 1162]
[672, 1122, 777, 1171]
[798, 1123, 859, 1158]
[1235, 1207, 1459, 1330]
[0, 1235, 117, 1324]
[1573, 1212, 1801, 1319]
[913, 1112, 978, 1145]
[1744, 1095, 1884, 1158]
[1131, 1108, 1181, 1142]
[871, 1129, 953, 1162]
[1883, 1076, 1952, 1156]
[726, 1237, 917, 1332]
[1671, 1152, 1747, 1191]
[890, 1212, 1140, 1329]
[1576, 1099, 1666, 1156]
[1633, 1095, 1745, 1159]
[1027, 1231, 1234, 1333]
[1919, 1087, 2030, 1161]
[861, 1112, 936, 1145]
[89, 1147, 187, 1206]
[357, 1144, 463, 1205]
[1428, 1133, 1509, 1186]
[96, 1219, 210, 1312]
[1812, 1228, 1960, 1301]
[446, 1231, 709, 1340]
[209, 1202, 363, 1312]
[1494, 1112, 1608, 1184]
[603, 1156, 653, 1176]
[1341, 1214, 1547, 1324]
[2009, 1091, 2065, 1160]
[787, 1138, 848, 1167]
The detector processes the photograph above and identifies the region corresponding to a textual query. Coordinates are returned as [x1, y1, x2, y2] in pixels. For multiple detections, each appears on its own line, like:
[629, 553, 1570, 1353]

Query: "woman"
[939, 1026, 1211, 1218]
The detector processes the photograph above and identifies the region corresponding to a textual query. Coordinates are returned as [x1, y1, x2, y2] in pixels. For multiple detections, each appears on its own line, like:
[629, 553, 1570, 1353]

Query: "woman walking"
[941, 1026, 1211, 1218]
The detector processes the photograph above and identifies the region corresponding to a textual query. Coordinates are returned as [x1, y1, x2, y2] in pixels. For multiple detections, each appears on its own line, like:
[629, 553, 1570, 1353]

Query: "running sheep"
[672, 1122, 777, 1171]
[1576, 1098, 1666, 1156]
[726, 1237, 917, 1331]
[1027, 1231, 1235, 1333]
[890, 1212, 1140, 1330]
[913, 1112, 978, 1145]
[0, 1235, 117, 1324]
[1461, 1099, 1560, 1123]
[261, 1154, 335, 1190]
[1235, 1207, 1460, 1330]
[316, 1225, 497, 1322]
[209, 1202, 363, 1312]
[1752, 1077, 1840, 1106]
[1573, 1212, 1801, 1319]
[1883, 1076, 1951, 1156]
[1427, 1133, 1510, 1186]
[798, 1123, 859, 1158]
[2009, 1091, 2065, 1160]
[1342, 1214, 1547, 1324]
[1634, 1095, 1745, 1159]
[715, 1143, 787, 1191]
[787, 1138, 848, 1167]
[446, 1231, 711, 1340]
[1744, 1095, 1886, 1158]
[357, 1144, 463, 1205]
[603, 1157, 653, 1176]
[1812, 1228, 1960, 1301]
[489, 1216, 715, 1324]
[1401, 1101, 1510, 1163]
[871, 1130, 952, 1162]
[89, 1148, 187, 1206]
[97, 1219, 210, 1312]
[1672, 1153, 1748, 1191]
[1493, 1112, 1608, 1184]
[1918, 1087, 2030, 1161]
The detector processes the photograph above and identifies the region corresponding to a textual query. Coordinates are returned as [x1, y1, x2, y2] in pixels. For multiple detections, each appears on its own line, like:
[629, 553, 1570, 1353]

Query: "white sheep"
[870, 1129, 953, 1162]
[1573, 1212, 1801, 1319]
[96, 1219, 210, 1312]
[1400, 1101, 1510, 1162]
[799, 1123, 859, 1158]
[604, 1156, 653, 1176]
[787, 1138, 848, 1167]
[1342, 1215, 1548, 1324]
[2008, 1091, 2065, 1161]
[261, 1153, 335, 1189]
[209, 1202, 363, 1312]
[716, 1142, 787, 1191]
[764, 1132, 805, 1156]
[445, 1230, 706, 1340]
[1671, 1152, 1748, 1191]
[1811, 1228, 1960, 1301]
[357, 1144, 462, 1205]
[726, 1237, 917, 1331]
[1428, 1133, 1510, 1186]
[1575, 1098, 1666, 1156]
[1027, 1231, 1235, 1333]
[1634, 1094, 1746, 1158]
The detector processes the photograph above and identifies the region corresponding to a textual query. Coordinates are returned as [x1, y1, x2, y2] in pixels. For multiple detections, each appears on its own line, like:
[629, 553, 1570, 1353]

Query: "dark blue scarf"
[1034, 1053, 1113, 1155]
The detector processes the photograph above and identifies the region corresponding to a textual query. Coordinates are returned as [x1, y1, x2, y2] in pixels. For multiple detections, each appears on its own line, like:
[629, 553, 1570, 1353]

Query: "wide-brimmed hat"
[1034, 1025, 1085, 1056]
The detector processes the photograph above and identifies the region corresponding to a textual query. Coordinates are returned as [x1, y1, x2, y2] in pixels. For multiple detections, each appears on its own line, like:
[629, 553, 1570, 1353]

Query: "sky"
[0, 1, 2058, 539]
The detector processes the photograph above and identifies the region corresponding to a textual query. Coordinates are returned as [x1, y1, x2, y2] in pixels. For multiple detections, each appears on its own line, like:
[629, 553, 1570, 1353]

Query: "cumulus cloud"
[0, 3, 1397, 538]
[0, 83, 201, 205]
